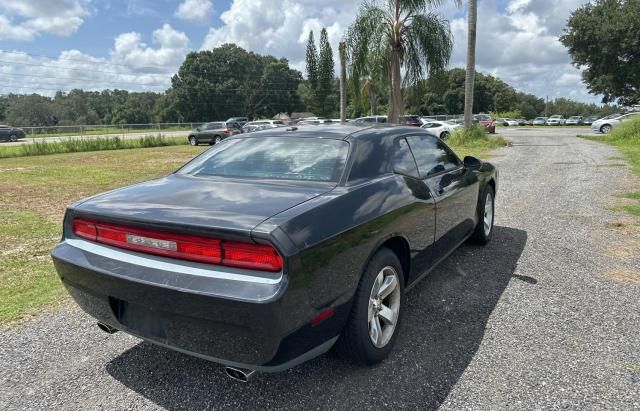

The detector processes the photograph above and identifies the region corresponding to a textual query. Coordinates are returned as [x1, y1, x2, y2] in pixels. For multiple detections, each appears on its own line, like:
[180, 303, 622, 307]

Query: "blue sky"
[0, 0, 599, 103]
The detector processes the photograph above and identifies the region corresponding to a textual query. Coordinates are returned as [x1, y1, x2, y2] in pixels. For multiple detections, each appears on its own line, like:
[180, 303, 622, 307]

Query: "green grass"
[26, 126, 191, 139]
[0, 135, 188, 159]
[447, 124, 510, 158]
[583, 118, 640, 218]
[0, 145, 206, 325]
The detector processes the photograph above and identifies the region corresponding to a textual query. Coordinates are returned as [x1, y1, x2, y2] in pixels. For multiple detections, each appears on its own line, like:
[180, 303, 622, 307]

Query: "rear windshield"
[178, 137, 349, 182]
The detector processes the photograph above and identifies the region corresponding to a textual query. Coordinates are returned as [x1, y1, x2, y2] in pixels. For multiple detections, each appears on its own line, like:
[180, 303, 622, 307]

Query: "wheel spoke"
[372, 272, 383, 296]
[370, 316, 383, 346]
[378, 274, 397, 299]
[378, 304, 396, 326]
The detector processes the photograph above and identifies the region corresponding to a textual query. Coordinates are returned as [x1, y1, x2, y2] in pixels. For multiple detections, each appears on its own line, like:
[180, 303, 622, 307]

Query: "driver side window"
[406, 135, 461, 177]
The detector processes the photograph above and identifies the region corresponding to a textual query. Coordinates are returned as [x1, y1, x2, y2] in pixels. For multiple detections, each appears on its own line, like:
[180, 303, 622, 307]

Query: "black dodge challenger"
[52, 124, 498, 381]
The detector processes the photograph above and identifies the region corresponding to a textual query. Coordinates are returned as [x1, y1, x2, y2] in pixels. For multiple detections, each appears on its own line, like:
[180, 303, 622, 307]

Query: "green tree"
[317, 28, 335, 116]
[560, 0, 640, 105]
[305, 31, 319, 93]
[346, 0, 459, 122]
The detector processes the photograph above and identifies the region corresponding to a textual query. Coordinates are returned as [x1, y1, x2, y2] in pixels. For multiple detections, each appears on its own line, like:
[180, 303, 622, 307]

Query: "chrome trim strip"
[65, 238, 282, 285]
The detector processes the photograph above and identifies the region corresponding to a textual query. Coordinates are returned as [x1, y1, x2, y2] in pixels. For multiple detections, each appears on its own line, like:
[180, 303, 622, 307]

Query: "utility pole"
[545, 95, 549, 117]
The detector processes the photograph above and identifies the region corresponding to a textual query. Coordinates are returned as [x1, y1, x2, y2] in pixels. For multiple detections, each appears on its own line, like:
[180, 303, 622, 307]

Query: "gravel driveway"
[1, 127, 639, 410]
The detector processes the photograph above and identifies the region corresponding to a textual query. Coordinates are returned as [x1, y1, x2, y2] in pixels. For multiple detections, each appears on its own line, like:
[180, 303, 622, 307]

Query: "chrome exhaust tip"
[97, 321, 118, 334]
[224, 366, 256, 383]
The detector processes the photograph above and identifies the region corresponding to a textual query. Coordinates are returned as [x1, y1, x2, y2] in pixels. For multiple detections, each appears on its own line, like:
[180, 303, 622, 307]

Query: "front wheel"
[600, 124, 612, 134]
[440, 131, 449, 140]
[469, 185, 495, 245]
[9, 134, 18, 142]
[336, 248, 404, 365]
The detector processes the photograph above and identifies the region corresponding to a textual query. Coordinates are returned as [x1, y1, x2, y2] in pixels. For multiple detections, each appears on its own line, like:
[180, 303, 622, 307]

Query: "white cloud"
[0, 25, 191, 96]
[111, 24, 190, 72]
[448, 0, 597, 102]
[175, 0, 214, 22]
[0, 0, 90, 40]
[201, 0, 359, 74]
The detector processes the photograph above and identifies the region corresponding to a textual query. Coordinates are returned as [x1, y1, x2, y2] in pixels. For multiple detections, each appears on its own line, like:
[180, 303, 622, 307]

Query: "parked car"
[532, 117, 548, 126]
[242, 120, 284, 133]
[545, 115, 566, 126]
[583, 116, 600, 125]
[226, 117, 249, 127]
[421, 120, 461, 139]
[565, 116, 584, 126]
[353, 115, 387, 125]
[516, 119, 527, 126]
[399, 115, 422, 126]
[473, 114, 496, 134]
[591, 112, 640, 134]
[51, 124, 498, 380]
[187, 121, 242, 145]
[497, 118, 519, 126]
[0, 125, 26, 142]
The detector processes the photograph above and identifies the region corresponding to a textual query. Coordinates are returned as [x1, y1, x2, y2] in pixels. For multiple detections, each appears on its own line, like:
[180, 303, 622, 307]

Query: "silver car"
[532, 117, 548, 126]
[591, 112, 640, 134]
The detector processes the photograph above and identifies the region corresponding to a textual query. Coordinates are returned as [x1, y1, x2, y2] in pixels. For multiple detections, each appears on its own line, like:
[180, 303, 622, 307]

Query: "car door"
[0, 126, 8, 141]
[406, 134, 480, 264]
[391, 137, 436, 282]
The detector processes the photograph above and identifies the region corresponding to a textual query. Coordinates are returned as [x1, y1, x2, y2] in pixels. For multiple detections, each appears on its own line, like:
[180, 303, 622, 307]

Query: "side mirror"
[464, 156, 482, 170]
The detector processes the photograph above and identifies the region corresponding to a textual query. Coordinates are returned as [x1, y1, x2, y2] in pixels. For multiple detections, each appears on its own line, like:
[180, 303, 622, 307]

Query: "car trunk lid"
[71, 174, 334, 238]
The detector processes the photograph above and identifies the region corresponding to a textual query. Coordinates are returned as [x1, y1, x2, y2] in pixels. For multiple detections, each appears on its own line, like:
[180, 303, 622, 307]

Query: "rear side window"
[179, 137, 349, 182]
[393, 138, 419, 178]
[406, 135, 461, 177]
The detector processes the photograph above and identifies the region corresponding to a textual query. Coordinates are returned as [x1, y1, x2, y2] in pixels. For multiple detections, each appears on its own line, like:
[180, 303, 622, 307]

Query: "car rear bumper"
[51, 239, 346, 371]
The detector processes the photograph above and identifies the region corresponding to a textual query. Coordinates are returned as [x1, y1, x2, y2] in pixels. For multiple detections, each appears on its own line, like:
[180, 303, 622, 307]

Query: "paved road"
[1, 128, 639, 410]
[2, 130, 189, 146]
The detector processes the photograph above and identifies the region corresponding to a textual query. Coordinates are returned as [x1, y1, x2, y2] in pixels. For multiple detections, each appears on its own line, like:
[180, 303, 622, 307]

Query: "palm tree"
[463, 0, 477, 129]
[339, 41, 347, 121]
[345, 0, 459, 123]
[361, 78, 379, 115]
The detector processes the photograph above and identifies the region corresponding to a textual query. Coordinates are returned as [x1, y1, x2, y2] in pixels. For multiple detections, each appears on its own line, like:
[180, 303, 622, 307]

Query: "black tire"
[335, 248, 405, 365]
[189, 136, 197, 146]
[440, 131, 449, 140]
[469, 185, 495, 245]
[9, 134, 18, 142]
[600, 124, 612, 134]
[214, 135, 222, 144]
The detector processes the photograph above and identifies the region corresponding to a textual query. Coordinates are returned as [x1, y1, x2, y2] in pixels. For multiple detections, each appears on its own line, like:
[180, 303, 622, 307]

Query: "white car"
[546, 115, 566, 126]
[242, 120, 285, 132]
[591, 112, 640, 134]
[533, 117, 548, 125]
[353, 116, 387, 125]
[420, 120, 461, 140]
[496, 118, 519, 126]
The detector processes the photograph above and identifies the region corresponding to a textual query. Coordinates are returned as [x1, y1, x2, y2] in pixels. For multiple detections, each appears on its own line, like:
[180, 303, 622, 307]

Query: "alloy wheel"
[368, 266, 401, 348]
[484, 192, 494, 236]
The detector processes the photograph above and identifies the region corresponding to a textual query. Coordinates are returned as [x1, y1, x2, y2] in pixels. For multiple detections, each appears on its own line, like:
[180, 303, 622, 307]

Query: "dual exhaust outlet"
[96, 322, 256, 382]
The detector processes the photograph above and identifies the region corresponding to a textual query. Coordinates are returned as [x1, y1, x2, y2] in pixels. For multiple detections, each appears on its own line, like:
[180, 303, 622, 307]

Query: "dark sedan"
[188, 121, 241, 146]
[51, 124, 498, 381]
[0, 125, 26, 142]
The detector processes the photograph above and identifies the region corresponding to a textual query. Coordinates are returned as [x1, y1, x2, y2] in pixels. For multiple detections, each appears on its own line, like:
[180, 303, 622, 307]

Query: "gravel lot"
[1, 127, 639, 410]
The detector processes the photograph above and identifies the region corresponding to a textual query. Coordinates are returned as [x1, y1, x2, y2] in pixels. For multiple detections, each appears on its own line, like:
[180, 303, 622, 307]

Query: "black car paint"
[0, 125, 26, 142]
[51, 124, 497, 371]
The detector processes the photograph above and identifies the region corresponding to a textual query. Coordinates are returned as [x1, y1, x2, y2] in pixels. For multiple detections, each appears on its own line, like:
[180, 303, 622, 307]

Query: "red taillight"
[71, 218, 282, 272]
[223, 129, 230, 135]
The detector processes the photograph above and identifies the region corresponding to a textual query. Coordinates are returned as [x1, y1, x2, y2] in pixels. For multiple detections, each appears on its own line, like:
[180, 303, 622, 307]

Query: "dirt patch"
[607, 270, 640, 286]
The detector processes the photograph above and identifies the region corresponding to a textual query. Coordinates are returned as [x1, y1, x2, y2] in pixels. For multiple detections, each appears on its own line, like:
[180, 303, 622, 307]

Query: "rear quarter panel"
[257, 175, 433, 310]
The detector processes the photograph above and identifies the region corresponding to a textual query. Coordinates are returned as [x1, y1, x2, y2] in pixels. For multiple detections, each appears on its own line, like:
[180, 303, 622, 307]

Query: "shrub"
[447, 124, 509, 150]
[607, 117, 640, 143]
[0, 134, 187, 158]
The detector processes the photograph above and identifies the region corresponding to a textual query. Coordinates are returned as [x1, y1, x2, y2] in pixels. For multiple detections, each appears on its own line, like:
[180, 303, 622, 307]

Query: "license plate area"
[109, 297, 166, 339]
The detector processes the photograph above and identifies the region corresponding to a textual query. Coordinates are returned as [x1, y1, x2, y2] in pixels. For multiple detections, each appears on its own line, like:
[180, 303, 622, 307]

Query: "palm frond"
[402, 12, 453, 87]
